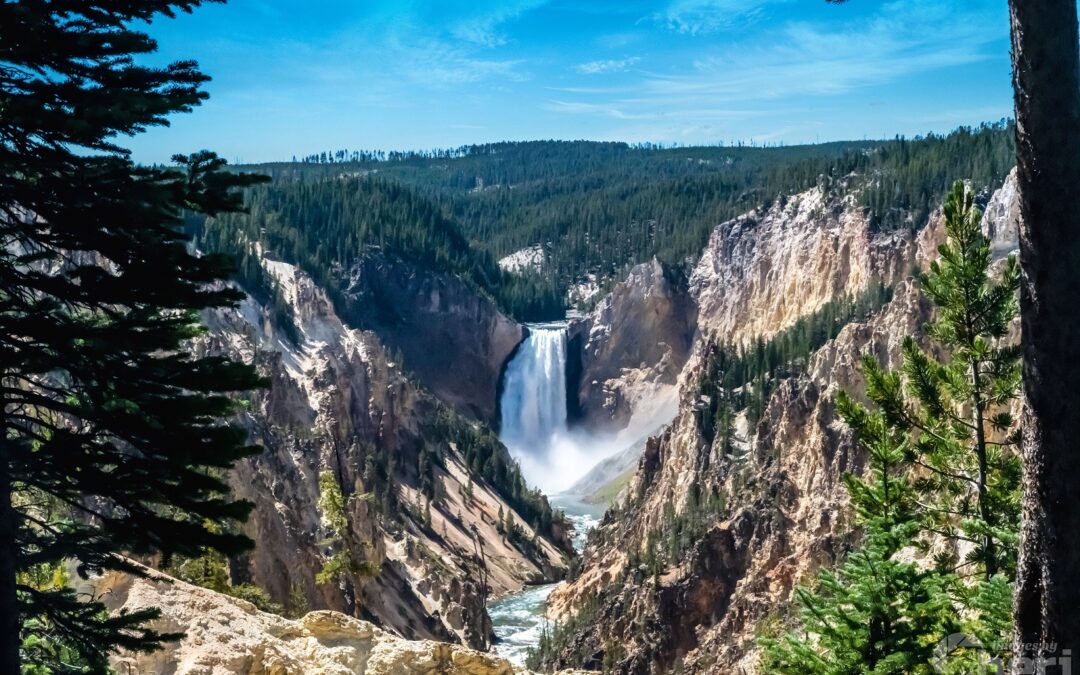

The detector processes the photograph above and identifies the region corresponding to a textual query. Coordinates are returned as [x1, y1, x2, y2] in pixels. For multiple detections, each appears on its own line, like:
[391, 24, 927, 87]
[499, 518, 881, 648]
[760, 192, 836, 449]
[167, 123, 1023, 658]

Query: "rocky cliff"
[195, 258, 571, 652]
[567, 258, 695, 434]
[562, 187, 912, 502]
[540, 174, 1019, 673]
[340, 252, 524, 427]
[691, 185, 915, 344]
[97, 564, 592, 675]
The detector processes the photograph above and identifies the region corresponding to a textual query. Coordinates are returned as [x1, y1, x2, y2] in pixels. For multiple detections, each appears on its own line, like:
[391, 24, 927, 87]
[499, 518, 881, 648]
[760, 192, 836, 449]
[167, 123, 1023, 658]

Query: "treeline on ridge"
[252, 122, 1012, 289]
[194, 176, 565, 322]
[212, 122, 1013, 325]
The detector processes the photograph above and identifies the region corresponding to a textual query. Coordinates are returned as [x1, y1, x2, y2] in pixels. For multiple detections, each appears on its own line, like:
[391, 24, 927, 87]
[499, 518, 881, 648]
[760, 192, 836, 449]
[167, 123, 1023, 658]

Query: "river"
[488, 496, 603, 667]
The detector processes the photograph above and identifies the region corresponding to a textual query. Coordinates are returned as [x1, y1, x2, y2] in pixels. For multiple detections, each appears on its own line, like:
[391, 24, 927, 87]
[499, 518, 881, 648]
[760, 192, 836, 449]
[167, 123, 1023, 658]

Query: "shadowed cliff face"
[194, 258, 571, 651]
[540, 173, 1020, 674]
[568, 258, 696, 435]
[340, 252, 524, 428]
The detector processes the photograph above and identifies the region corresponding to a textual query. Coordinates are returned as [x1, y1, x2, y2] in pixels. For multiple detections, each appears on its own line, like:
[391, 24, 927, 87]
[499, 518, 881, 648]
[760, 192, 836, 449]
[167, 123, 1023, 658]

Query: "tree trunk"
[1010, 0, 1080, 667]
[0, 446, 21, 674]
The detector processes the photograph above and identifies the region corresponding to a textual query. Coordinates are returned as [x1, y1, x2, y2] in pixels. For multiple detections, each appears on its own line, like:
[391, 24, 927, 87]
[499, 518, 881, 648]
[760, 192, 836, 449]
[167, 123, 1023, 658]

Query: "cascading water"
[491, 322, 670, 665]
[491, 324, 597, 665]
[499, 323, 569, 453]
[499, 322, 604, 495]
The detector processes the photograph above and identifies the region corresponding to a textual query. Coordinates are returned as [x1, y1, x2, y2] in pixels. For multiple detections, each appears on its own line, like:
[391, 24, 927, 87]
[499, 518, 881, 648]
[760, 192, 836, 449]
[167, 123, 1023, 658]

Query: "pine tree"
[315, 472, 379, 611]
[881, 182, 1021, 581]
[0, 2, 267, 671]
[763, 182, 1021, 672]
[763, 392, 958, 675]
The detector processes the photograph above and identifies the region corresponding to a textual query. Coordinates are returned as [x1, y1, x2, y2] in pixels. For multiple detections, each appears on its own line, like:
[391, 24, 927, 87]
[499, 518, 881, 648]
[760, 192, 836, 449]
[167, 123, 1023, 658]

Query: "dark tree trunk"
[0, 448, 20, 674]
[1010, 0, 1080, 667]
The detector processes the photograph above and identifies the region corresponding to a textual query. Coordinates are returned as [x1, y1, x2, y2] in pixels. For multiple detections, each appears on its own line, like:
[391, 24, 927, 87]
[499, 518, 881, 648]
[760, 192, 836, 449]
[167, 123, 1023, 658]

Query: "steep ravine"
[193, 256, 573, 651]
[538, 173, 1020, 673]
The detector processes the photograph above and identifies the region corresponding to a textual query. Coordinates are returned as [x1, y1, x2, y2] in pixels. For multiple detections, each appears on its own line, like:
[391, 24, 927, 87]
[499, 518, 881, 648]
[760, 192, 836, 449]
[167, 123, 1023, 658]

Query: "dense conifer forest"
[201, 122, 1014, 323]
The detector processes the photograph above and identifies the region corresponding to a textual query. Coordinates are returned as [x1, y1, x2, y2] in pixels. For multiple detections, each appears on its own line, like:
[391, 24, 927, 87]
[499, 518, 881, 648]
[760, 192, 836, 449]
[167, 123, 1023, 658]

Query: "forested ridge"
[213, 123, 1013, 323]
[195, 176, 566, 322]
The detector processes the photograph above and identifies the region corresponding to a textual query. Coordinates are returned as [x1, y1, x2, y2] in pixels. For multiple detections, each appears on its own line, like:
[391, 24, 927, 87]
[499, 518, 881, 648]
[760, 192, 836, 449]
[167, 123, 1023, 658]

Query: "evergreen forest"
[201, 123, 1015, 323]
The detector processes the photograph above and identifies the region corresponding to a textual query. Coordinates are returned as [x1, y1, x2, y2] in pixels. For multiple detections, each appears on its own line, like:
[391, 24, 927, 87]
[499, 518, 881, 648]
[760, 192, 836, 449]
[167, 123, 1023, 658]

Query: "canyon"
[112, 166, 1018, 674]
[538, 172, 1021, 674]
[192, 255, 573, 652]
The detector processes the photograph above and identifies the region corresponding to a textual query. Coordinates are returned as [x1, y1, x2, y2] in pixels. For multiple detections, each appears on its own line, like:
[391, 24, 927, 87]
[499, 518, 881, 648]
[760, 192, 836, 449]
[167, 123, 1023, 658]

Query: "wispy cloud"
[548, 0, 1006, 143]
[390, 37, 527, 87]
[133, 0, 1013, 162]
[655, 1, 1000, 101]
[575, 57, 641, 75]
[444, 0, 550, 47]
[657, 0, 790, 34]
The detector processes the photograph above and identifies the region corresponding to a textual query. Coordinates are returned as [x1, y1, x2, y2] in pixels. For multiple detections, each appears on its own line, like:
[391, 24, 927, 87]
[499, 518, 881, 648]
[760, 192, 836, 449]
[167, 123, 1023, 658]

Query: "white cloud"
[391, 37, 527, 87]
[575, 57, 642, 75]
[657, 0, 791, 34]
[655, 2, 1001, 101]
[548, 0, 1007, 144]
[445, 0, 551, 47]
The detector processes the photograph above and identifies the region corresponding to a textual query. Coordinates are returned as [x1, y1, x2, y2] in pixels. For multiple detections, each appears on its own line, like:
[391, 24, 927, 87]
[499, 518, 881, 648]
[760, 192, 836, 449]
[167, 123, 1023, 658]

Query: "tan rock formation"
[195, 258, 570, 651]
[690, 185, 914, 345]
[98, 565, 591, 675]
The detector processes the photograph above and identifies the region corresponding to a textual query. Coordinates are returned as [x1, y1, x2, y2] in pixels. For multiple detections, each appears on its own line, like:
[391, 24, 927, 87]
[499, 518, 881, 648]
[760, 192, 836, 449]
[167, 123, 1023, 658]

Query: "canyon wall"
[195, 258, 571, 651]
[341, 252, 524, 427]
[542, 173, 1019, 673]
[567, 258, 695, 434]
[690, 185, 915, 345]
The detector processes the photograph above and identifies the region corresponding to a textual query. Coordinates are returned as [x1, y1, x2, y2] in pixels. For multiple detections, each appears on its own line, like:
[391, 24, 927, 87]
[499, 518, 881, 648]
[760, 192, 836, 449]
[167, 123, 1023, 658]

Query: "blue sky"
[128, 0, 1015, 164]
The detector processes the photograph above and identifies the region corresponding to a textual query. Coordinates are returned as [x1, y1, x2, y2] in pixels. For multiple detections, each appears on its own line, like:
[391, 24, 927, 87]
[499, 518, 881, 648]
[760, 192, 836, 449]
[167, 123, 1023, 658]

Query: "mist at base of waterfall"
[504, 428, 642, 496]
[499, 322, 678, 496]
[506, 431, 612, 495]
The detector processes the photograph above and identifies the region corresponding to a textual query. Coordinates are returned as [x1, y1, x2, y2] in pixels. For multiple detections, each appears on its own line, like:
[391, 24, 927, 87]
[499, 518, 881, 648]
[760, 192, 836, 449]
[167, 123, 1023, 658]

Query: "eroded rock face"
[98, 565, 592, 675]
[982, 167, 1020, 258]
[568, 258, 696, 434]
[690, 186, 915, 345]
[195, 259, 570, 651]
[542, 174, 1019, 674]
[341, 252, 524, 427]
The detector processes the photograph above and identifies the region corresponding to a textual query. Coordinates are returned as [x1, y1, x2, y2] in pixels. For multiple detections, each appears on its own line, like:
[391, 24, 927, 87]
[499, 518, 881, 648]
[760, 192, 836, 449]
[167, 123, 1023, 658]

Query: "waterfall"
[499, 324, 569, 453]
[499, 321, 673, 495]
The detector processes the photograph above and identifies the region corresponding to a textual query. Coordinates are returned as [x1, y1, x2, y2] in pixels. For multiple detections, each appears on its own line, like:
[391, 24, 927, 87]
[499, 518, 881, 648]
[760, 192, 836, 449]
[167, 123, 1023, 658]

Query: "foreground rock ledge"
[94, 566, 591, 675]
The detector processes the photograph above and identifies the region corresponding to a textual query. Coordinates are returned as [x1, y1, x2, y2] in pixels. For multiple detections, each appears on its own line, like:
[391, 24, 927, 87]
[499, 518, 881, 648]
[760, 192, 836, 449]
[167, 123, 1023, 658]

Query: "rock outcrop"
[691, 185, 914, 344]
[98, 564, 592, 675]
[567, 258, 695, 434]
[340, 252, 524, 427]
[541, 174, 1019, 673]
[196, 258, 571, 652]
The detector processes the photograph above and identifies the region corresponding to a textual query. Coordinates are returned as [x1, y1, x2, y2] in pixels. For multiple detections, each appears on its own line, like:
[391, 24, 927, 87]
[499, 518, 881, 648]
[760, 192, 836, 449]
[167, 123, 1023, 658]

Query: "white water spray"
[499, 323, 673, 494]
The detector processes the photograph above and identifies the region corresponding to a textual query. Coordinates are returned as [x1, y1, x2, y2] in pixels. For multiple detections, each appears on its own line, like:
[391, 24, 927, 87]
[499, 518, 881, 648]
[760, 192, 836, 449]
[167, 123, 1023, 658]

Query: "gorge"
[94, 129, 1021, 674]
[8, 3, 1054, 672]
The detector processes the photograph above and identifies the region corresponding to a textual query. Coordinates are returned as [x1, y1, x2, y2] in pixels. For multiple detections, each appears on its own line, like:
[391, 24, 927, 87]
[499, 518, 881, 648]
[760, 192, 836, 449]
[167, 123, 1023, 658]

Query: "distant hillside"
[195, 176, 565, 322]
[225, 122, 1014, 317]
